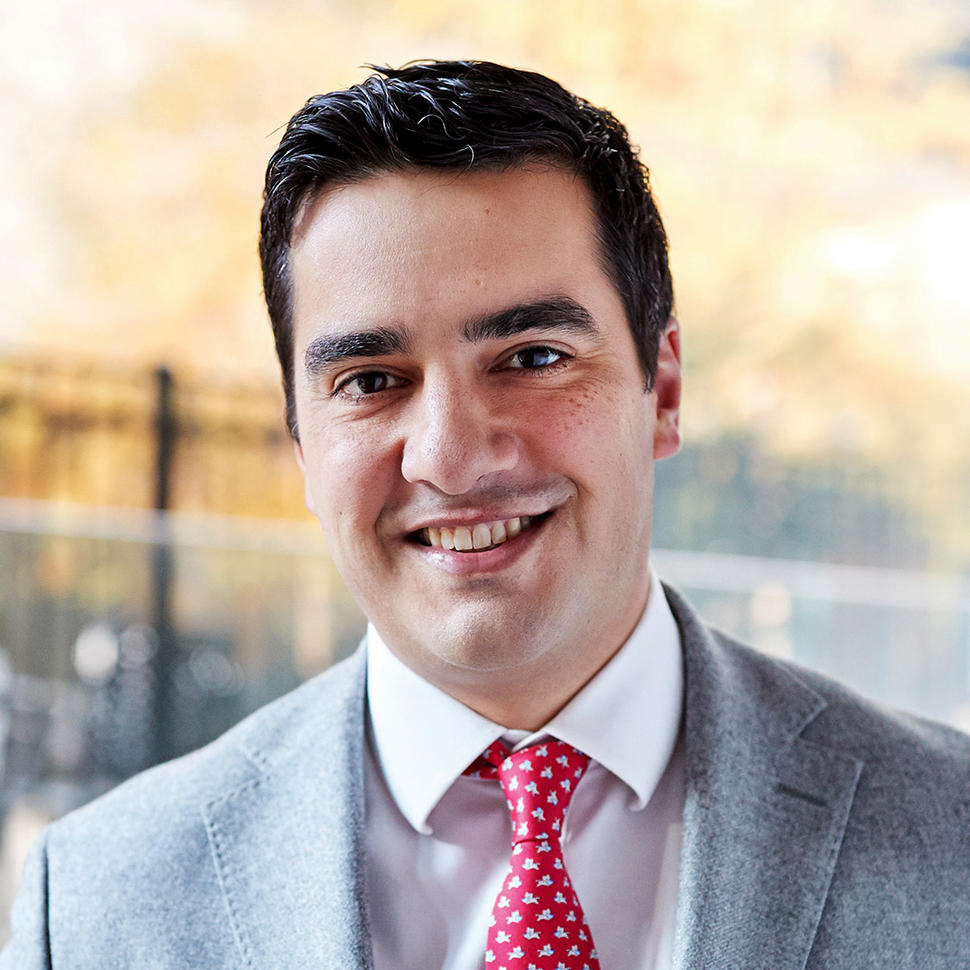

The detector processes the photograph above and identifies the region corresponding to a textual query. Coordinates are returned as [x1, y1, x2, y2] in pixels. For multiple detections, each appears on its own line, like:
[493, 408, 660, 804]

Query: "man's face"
[290, 166, 680, 723]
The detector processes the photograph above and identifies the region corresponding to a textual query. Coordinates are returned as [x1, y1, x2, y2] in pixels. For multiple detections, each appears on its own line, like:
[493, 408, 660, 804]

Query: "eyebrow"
[461, 297, 598, 344]
[304, 326, 413, 375]
[302, 296, 598, 375]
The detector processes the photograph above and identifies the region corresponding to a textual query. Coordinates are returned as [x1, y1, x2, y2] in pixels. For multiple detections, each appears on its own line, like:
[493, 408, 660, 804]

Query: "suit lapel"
[665, 586, 863, 970]
[202, 649, 373, 970]
[198, 589, 864, 969]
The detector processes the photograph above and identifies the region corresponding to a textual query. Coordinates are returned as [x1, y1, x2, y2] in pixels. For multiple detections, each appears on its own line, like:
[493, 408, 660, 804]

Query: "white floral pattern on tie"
[465, 740, 600, 970]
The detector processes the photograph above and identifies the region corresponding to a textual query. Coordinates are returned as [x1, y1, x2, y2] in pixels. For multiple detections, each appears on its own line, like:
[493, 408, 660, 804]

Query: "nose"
[400, 374, 519, 495]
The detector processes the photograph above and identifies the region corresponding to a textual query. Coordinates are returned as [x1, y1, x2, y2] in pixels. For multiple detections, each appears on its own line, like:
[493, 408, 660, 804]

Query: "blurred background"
[1, 0, 969, 937]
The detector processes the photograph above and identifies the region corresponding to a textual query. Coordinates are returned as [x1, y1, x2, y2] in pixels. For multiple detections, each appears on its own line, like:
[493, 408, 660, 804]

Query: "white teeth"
[472, 523, 492, 549]
[420, 514, 541, 551]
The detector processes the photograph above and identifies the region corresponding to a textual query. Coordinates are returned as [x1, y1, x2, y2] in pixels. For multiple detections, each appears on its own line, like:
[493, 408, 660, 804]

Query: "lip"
[407, 510, 549, 575]
[405, 503, 557, 534]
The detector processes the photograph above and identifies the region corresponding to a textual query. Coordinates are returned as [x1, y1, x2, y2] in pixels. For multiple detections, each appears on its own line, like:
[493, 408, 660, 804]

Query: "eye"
[334, 370, 406, 399]
[505, 346, 569, 370]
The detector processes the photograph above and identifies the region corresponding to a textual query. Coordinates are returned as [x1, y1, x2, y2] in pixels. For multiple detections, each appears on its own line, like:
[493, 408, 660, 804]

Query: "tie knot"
[469, 740, 589, 845]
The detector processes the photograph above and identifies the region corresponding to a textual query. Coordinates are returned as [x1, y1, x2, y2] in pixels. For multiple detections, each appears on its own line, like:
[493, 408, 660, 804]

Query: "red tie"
[466, 740, 601, 970]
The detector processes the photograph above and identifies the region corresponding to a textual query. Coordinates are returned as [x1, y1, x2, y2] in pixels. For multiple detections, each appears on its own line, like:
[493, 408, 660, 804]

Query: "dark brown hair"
[259, 60, 673, 437]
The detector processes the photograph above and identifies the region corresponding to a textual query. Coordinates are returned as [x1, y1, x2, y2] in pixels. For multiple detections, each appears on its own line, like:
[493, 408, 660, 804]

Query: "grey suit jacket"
[2, 586, 969, 969]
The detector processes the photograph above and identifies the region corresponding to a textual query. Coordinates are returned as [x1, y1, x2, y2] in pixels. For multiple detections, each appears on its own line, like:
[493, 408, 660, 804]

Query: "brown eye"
[352, 373, 390, 394]
[508, 347, 566, 370]
[337, 371, 405, 399]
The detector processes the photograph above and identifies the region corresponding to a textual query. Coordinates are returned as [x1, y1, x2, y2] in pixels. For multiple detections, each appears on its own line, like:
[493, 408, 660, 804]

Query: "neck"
[428, 603, 648, 730]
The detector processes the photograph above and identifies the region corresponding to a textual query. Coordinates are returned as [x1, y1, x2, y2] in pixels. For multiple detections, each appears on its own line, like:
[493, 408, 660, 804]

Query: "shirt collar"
[366, 571, 683, 833]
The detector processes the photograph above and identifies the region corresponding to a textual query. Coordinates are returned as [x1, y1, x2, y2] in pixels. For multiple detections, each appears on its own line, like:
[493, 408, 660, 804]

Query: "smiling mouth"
[411, 513, 547, 553]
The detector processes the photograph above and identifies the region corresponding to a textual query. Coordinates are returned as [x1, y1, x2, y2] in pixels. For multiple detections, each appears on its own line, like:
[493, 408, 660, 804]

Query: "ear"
[652, 316, 682, 460]
[293, 440, 318, 516]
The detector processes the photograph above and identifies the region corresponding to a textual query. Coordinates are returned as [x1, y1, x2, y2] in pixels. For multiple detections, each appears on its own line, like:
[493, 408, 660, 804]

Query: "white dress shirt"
[365, 571, 684, 969]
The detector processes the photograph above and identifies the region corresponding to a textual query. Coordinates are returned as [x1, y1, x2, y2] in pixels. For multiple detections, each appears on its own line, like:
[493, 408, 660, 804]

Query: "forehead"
[287, 167, 613, 335]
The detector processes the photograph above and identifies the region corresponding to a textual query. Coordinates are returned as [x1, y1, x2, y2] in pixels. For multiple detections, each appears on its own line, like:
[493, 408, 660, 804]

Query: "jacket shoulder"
[664, 577, 970, 773]
[731, 627, 969, 767]
[8, 650, 367, 966]
[702, 619, 970, 899]
[47, 647, 366, 855]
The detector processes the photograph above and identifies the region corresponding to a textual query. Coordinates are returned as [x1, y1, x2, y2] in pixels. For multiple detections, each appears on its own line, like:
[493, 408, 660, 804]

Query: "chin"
[415, 614, 553, 676]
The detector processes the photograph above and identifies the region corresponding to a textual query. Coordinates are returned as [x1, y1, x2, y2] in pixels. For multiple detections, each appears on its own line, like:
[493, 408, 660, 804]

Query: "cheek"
[530, 384, 648, 470]
[302, 425, 396, 528]
[530, 385, 603, 440]
[558, 386, 599, 431]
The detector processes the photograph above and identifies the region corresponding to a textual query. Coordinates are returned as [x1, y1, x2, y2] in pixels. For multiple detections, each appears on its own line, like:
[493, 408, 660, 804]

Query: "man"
[2, 60, 968, 969]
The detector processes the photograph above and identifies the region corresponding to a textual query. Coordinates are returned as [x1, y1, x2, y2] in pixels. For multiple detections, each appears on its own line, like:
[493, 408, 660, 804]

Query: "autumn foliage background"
[1, 0, 968, 567]
[0, 0, 969, 921]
